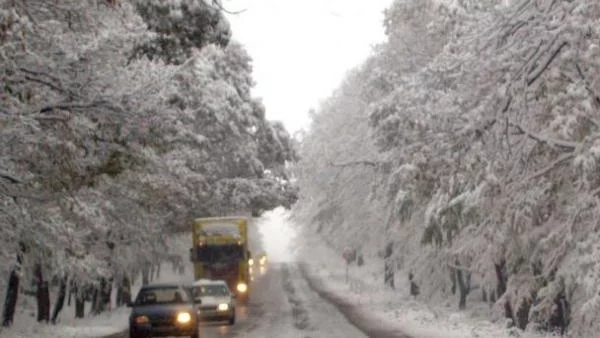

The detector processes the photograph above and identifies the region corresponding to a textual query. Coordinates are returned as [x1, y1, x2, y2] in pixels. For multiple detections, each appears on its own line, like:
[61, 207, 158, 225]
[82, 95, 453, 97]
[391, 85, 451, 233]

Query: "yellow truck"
[189, 217, 251, 303]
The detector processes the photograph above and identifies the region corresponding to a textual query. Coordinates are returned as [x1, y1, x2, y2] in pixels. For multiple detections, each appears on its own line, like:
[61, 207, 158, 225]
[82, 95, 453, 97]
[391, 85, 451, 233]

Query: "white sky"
[224, 0, 393, 134]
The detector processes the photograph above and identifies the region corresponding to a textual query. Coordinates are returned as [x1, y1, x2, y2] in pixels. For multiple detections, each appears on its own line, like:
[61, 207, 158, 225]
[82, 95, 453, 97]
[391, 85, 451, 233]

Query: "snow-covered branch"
[526, 152, 575, 181]
[447, 262, 472, 273]
[33, 100, 122, 115]
[328, 160, 382, 168]
[575, 63, 600, 107]
[527, 40, 568, 86]
[0, 170, 22, 184]
[210, 0, 246, 14]
[509, 122, 578, 150]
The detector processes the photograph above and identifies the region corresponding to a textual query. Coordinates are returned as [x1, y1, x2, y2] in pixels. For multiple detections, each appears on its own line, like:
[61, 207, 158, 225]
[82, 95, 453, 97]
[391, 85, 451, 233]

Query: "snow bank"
[297, 231, 560, 338]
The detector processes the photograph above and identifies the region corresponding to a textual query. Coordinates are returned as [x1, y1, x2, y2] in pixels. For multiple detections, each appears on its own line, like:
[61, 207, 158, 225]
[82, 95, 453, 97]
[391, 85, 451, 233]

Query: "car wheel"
[228, 315, 235, 325]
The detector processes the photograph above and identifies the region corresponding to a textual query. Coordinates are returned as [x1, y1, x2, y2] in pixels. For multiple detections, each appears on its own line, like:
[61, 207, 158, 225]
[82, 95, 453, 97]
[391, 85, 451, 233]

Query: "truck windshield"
[195, 244, 244, 263]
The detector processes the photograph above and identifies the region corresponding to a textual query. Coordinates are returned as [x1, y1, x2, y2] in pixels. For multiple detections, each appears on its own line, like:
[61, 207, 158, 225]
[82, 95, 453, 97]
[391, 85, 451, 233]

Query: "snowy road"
[104, 262, 411, 338]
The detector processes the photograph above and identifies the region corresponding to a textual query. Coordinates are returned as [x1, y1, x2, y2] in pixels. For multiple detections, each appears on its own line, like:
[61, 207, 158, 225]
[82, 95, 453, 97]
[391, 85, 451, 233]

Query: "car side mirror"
[194, 297, 202, 304]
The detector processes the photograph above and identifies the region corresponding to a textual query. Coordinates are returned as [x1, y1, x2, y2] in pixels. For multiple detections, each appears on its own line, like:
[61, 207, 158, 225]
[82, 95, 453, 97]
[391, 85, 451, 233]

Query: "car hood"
[131, 303, 195, 317]
[199, 296, 232, 306]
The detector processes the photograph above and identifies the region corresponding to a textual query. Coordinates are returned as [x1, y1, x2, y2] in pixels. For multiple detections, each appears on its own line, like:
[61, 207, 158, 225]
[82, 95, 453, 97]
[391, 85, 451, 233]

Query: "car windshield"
[191, 284, 230, 297]
[134, 286, 189, 305]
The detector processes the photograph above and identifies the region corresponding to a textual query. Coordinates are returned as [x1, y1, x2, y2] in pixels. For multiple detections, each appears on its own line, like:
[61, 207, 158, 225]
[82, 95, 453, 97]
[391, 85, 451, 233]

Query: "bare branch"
[509, 122, 578, 150]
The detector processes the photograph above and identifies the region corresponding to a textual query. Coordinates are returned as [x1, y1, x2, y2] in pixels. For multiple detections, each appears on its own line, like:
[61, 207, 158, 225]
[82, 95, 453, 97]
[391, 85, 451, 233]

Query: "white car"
[188, 279, 236, 325]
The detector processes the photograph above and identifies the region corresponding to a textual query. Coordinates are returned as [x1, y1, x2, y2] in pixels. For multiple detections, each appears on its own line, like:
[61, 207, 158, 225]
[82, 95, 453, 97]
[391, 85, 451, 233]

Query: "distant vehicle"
[189, 279, 236, 325]
[189, 216, 251, 303]
[257, 253, 267, 266]
[128, 283, 200, 338]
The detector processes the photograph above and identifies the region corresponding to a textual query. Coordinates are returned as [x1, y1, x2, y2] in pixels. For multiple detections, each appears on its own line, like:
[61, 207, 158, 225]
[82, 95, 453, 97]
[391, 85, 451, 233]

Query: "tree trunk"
[2, 242, 26, 327]
[90, 278, 111, 314]
[455, 264, 471, 310]
[156, 263, 161, 279]
[117, 275, 131, 307]
[34, 263, 50, 323]
[450, 269, 457, 295]
[409, 272, 420, 297]
[495, 260, 507, 298]
[142, 264, 150, 286]
[504, 300, 514, 326]
[383, 242, 394, 289]
[122, 276, 131, 305]
[90, 287, 99, 315]
[51, 275, 68, 324]
[482, 288, 488, 302]
[75, 292, 85, 319]
[90, 279, 108, 315]
[516, 298, 531, 330]
[116, 277, 123, 308]
[102, 278, 112, 311]
[2, 270, 21, 327]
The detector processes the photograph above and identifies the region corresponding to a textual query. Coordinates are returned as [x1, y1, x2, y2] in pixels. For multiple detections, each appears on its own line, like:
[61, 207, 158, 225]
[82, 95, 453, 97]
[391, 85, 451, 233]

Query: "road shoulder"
[298, 262, 412, 338]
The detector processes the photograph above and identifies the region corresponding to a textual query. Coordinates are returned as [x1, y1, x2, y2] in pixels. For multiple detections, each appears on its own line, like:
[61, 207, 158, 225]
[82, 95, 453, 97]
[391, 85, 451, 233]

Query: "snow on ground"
[0, 234, 193, 338]
[257, 209, 559, 338]
[293, 227, 560, 338]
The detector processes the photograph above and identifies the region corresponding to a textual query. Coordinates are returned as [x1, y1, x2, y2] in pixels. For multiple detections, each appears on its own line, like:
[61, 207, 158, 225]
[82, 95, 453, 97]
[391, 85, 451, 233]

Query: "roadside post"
[342, 247, 356, 284]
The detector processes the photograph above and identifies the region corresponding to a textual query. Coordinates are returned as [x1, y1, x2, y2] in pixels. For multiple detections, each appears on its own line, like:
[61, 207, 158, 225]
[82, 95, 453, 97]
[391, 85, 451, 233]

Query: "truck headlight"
[236, 282, 248, 293]
[248, 258, 254, 266]
[217, 303, 229, 311]
[176, 312, 192, 324]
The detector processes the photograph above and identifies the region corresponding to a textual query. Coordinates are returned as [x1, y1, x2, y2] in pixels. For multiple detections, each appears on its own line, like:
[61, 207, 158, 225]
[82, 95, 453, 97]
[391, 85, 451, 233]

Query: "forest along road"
[103, 262, 412, 338]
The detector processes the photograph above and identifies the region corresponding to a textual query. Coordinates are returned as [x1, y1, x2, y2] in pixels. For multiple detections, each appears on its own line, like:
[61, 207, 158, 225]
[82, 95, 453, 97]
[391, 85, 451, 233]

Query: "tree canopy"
[0, 0, 296, 311]
[294, 0, 600, 335]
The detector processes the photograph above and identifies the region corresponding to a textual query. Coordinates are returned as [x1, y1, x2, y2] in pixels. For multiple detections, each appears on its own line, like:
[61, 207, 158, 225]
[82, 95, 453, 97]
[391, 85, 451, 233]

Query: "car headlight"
[217, 303, 229, 311]
[134, 315, 149, 324]
[176, 312, 192, 324]
[236, 282, 248, 293]
[248, 258, 254, 266]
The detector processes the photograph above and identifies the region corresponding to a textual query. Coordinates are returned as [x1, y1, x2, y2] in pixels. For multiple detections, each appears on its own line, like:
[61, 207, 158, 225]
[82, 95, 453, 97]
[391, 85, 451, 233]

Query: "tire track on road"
[298, 262, 413, 338]
[280, 263, 311, 331]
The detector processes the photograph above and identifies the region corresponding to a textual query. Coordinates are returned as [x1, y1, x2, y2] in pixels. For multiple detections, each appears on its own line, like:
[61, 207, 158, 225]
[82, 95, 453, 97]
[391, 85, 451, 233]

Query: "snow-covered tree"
[1, 0, 295, 325]
[294, 0, 600, 335]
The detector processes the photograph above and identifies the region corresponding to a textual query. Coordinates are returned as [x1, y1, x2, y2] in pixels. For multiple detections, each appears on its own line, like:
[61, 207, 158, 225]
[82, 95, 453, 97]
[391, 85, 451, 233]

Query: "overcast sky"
[224, 0, 393, 135]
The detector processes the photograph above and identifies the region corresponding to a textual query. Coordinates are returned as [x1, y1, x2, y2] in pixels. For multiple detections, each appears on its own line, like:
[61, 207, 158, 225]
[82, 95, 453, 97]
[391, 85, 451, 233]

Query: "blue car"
[128, 283, 200, 338]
